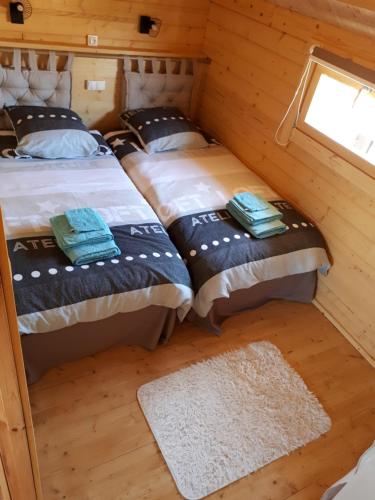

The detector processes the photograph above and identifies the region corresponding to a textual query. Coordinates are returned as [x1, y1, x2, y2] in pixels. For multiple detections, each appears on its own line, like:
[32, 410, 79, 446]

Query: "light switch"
[85, 80, 106, 91]
[95, 81, 106, 91]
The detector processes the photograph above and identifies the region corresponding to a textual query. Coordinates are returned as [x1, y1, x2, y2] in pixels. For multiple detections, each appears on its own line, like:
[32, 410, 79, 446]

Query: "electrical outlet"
[87, 35, 99, 47]
[85, 80, 106, 91]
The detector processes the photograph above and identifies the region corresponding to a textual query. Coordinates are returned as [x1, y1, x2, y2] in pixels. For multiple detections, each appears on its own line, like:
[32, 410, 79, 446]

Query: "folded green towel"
[50, 208, 121, 265]
[233, 192, 270, 212]
[247, 219, 287, 239]
[65, 208, 105, 233]
[227, 199, 282, 225]
[64, 239, 121, 266]
[227, 204, 287, 238]
[50, 209, 113, 250]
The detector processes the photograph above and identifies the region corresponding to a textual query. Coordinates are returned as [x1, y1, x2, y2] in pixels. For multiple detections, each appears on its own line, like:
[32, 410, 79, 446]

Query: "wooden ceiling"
[267, 0, 375, 38]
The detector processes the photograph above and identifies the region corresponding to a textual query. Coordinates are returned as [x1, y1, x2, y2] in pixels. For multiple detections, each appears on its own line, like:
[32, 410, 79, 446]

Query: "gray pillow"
[5, 106, 99, 159]
[120, 106, 208, 154]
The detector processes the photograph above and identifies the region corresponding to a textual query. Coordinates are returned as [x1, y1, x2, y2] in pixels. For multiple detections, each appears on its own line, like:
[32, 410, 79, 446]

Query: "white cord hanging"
[275, 45, 318, 147]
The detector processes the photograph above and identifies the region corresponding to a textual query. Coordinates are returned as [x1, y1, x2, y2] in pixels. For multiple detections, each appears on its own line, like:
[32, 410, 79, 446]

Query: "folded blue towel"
[227, 199, 282, 225]
[227, 204, 287, 238]
[65, 208, 105, 233]
[50, 208, 121, 265]
[50, 209, 113, 250]
[64, 239, 121, 266]
[233, 192, 270, 212]
[247, 219, 287, 239]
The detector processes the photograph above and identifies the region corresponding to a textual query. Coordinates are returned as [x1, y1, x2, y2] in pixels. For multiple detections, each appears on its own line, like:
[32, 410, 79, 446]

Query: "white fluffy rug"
[138, 341, 331, 499]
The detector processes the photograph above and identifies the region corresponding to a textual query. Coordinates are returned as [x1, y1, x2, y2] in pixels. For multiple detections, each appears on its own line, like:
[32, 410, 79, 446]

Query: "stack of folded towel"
[226, 192, 287, 238]
[50, 208, 121, 265]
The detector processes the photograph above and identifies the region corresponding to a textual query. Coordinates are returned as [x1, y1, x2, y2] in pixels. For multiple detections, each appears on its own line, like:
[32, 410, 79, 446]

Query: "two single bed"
[0, 50, 331, 383]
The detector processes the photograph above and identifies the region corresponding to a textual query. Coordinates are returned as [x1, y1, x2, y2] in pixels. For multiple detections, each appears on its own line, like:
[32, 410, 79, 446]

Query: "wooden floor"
[29, 301, 375, 500]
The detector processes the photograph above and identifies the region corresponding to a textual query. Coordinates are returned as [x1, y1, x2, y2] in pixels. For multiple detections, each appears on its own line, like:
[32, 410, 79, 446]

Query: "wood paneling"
[71, 57, 123, 131]
[198, 0, 375, 364]
[30, 301, 375, 499]
[0, 456, 11, 500]
[0, 211, 42, 499]
[0, 279, 37, 499]
[0, 1, 209, 130]
[0, 1, 209, 54]
[268, 0, 375, 39]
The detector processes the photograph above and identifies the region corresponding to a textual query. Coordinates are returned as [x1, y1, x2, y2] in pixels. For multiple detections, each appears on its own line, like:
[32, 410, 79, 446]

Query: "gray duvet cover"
[106, 134, 331, 325]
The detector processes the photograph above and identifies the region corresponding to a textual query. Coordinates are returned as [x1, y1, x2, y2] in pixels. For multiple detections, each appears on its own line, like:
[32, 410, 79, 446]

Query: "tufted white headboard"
[123, 57, 198, 117]
[0, 48, 73, 129]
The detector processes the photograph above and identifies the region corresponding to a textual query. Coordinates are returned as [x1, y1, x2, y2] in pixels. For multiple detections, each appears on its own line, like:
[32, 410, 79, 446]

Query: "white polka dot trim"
[48, 268, 58, 275]
[139, 254, 147, 259]
[38, 114, 45, 118]
[81, 264, 90, 269]
[31, 270, 40, 278]
[26, 115, 33, 120]
[190, 250, 197, 257]
[212, 240, 219, 246]
[244, 233, 250, 238]
[96, 261, 105, 266]
[234, 234, 241, 239]
[176, 253, 182, 259]
[61, 114, 67, 118]
[13, 274, 23, 281]
[201, 244, 208, 250]
[223, 237, 230, 243]
[125, 256, 133, 261]
[111, 259, 119, 264]
[301, 222, 308, 227]
[165, 252, 173, 257]
[292, 223, 299, 229]
[50, 114, 56, 118]
[65, 266, 74, 272]
[153, 252, 160, 257]
[17, 119, 22, 125]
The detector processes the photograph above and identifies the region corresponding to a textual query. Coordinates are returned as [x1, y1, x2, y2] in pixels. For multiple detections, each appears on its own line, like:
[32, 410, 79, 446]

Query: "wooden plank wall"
[0, 0, 209, 130]
[198, 0, 375, 364]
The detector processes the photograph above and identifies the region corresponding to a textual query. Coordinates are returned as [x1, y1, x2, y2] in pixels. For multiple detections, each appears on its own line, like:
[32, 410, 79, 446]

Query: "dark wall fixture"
[138, 15, 162, 37]
[9, 1, 32, 24]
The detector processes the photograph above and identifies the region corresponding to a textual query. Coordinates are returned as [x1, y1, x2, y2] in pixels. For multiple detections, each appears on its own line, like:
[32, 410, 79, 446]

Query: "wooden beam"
[0, 210, 43, 499]
[0, 39, 209, 61]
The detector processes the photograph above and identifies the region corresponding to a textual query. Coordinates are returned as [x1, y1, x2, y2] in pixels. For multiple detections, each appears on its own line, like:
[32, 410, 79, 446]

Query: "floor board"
[29, 301, 375, 500]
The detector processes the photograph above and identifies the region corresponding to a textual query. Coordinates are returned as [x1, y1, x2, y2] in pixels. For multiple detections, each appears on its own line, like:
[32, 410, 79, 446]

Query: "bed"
[0, 50, 192, 383]
[0, 151, 193, 382]
[106, 131, 331, 331]
[104, 56, 331, 331]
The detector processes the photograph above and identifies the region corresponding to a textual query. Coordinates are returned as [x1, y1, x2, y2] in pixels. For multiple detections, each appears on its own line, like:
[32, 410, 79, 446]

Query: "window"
[276, 47, 375, 178]
[298, 65, 375, 172]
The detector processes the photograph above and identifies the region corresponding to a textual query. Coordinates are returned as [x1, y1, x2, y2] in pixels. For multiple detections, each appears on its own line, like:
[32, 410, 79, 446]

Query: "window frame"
[296, 63, 375, 180]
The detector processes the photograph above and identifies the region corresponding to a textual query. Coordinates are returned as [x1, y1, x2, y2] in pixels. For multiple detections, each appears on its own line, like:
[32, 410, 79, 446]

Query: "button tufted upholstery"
[0, 49, 73, 129]
[123, 57, 195, 116]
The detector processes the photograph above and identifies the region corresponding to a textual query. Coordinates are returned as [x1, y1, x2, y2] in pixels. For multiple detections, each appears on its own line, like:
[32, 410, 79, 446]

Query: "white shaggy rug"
[137, 341, 331, 499]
